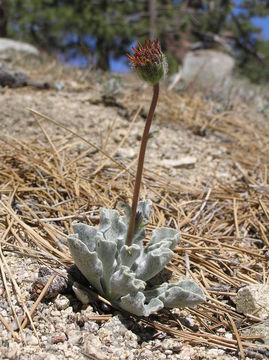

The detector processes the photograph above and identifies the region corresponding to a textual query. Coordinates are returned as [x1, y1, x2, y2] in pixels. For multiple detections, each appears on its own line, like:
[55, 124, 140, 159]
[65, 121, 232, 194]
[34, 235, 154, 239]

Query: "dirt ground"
[0, 58, 269, 359]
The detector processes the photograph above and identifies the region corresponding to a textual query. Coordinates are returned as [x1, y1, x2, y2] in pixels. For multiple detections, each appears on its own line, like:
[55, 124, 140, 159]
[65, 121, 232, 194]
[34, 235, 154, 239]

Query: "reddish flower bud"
[126, 39, 167, 85]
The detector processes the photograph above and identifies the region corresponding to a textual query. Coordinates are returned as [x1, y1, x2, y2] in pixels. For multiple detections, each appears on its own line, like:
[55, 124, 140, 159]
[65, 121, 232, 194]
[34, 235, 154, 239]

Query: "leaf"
[68, 235, 103, 294]
[110, 266, 145, 300]
[120, 291, 164, 317]
[119, 244, 141, 267]
[134, 248, 174, 281]
[99, 208, 126, 248]
[72, 223, 98, 252]
[158, 280, 206, 308]
[147, 227, 180, 251]
[96, 237, 117, 294]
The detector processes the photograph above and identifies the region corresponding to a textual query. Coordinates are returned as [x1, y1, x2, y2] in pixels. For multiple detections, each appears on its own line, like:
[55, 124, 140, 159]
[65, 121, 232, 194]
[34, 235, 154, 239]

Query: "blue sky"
[252, 16, 269, 39]
[234, 0, 269, 39]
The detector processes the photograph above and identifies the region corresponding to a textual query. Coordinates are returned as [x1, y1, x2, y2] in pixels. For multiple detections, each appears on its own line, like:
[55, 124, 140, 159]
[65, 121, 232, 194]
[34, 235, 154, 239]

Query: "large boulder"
[0, 38, 39, 56]
[181, 50, 235, 88]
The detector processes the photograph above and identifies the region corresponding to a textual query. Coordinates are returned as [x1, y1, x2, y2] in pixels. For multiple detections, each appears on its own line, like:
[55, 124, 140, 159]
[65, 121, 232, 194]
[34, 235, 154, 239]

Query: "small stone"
[140, 349, 153, 359]
[64, 306, 74, 315]
[216, 327, 226, 334]
[242, 319, 269, 344]
[160, 157, 197, 169]
[67, 329, 82, 345]
[44, 355, 58, 360]
[1, 309, 8, 317]
[50, 310, 61, 317]
[225, 332, 233, 340]
[72, 282, 94, 305]
[6, 349, 18, 359]
[165, 349, 173, 355]
[116, 148, 136, 159]
[50, 332, 67, 344]
[84, 339, 108, 360]
[84, 321, 99, 333]
[236, 284, 269, 319]
[10, 315, 24, 331]
[178, 346, 196, 359]
[172, 344, 182, 352]
[54, 296, 70, 310]
[26, 334, 39, 345]
[207, 348, 225, 357]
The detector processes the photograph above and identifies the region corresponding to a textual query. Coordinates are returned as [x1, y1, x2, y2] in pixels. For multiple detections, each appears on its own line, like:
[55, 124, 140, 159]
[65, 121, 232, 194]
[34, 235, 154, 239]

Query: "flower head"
[127, 39, 167, 85]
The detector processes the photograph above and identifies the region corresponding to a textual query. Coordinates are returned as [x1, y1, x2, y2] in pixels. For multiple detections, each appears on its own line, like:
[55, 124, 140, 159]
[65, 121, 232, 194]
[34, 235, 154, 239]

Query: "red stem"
[125, 83, 159, 246]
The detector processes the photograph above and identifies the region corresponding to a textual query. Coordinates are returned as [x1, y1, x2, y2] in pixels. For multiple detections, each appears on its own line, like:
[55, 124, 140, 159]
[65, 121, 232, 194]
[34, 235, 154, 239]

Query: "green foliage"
[165, 52, 180, 75]
[237, 40, 269, 84]
[173, 0, 269, 83]
[5, 0, 269, 82]
[6, 0, 140, 69]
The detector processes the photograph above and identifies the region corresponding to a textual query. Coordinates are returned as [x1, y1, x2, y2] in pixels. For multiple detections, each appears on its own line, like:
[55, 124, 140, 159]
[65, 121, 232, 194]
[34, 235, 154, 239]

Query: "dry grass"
[0, 85, 269, 358]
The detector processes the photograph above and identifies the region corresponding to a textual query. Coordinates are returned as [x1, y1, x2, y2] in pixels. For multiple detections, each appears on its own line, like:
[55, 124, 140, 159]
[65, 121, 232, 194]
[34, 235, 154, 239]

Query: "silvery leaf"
[68, 235, 103, 294]
[120, 291, 163, 316]
[119, 200, 152, 245]
[110, 266, 145, 300]
[135, 248, 174, 281]
[119, 244, 141, 267]
[158, 280, 206, 308]
[144, 283, 168, 301]
[146, 227, 180, 252]
[96, 237, 117, 294]
[99, 208, 126, 248]
[132, 200, 152, 244]
[72, 223, 98, 252]
[137, 200, 152, 221]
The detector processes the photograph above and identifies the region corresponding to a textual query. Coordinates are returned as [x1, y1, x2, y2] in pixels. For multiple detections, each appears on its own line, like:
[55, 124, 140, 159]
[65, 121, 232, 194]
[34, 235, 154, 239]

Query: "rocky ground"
[0, 55, 269, 359]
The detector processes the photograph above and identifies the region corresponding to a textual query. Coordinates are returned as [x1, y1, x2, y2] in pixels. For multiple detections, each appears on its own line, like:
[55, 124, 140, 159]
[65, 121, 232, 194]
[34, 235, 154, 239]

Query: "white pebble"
[26, 334, 39, 345]
[55, 296, 70, 311]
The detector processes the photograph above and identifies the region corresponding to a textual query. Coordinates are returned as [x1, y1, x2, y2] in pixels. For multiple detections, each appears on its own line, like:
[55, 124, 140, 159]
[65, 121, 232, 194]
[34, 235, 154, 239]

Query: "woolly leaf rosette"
[68, 200, 205, 316]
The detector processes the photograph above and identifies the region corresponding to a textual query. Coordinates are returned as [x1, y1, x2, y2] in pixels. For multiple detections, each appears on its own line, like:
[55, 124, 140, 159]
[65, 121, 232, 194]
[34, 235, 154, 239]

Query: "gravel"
[0, 254, 243, 360]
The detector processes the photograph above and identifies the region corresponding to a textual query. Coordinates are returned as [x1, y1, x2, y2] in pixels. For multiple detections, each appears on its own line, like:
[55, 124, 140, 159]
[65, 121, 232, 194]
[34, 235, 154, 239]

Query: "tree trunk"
[149, 0, 156, 39]
[96, 38, 110, 71]
[0, 0, 8, 37]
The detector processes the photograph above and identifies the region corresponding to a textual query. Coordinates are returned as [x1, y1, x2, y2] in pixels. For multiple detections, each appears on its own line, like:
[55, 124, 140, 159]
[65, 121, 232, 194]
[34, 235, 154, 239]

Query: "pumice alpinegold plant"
[67, 39, 205, 316]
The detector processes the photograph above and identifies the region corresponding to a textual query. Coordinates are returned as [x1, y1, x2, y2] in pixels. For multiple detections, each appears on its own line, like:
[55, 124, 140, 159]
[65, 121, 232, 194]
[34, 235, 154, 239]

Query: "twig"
[21, 274, 56, 330]
[233, 198, 240, 238]
[191, 188, 211, 224]
[0, 313, 20, 342]
[227, 313, 245, 360]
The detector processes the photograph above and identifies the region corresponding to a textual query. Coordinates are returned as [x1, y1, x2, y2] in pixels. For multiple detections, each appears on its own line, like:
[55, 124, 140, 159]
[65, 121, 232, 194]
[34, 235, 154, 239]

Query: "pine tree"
[4, 0, 269, 82]
[0, 0, 8, 36]
[151, 0, 269, 83]
[6, 0, 142, 70]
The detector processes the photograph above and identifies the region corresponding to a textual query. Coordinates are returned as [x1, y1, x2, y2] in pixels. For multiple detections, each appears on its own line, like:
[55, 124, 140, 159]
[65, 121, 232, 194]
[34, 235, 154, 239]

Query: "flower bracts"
[127, 39, 167, 85]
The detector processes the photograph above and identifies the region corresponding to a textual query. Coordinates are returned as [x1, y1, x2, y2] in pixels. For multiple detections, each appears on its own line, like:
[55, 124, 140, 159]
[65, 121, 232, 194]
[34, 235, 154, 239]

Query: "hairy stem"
[125, 83, 159, 246]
